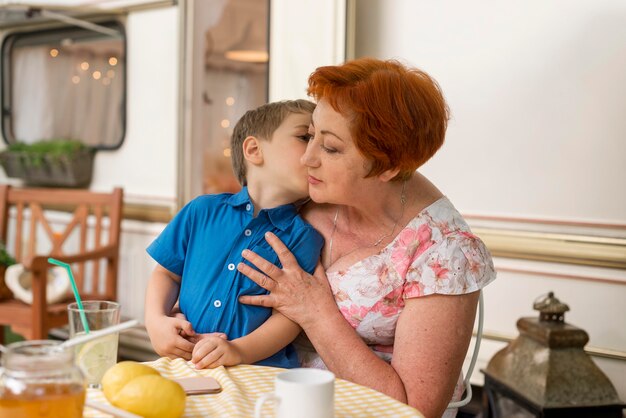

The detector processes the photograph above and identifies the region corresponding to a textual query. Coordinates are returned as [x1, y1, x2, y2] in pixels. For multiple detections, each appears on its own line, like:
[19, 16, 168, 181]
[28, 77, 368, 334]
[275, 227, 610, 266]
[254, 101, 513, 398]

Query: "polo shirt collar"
[226, 187, 298, 231]
[226, 186, 251, 208]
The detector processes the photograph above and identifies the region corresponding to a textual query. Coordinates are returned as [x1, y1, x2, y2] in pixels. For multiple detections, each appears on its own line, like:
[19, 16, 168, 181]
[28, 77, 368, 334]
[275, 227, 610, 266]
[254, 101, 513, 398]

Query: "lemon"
[112, 374, 186, 418]
[75, 333, 119, 385]
[101, 361, 161, 402]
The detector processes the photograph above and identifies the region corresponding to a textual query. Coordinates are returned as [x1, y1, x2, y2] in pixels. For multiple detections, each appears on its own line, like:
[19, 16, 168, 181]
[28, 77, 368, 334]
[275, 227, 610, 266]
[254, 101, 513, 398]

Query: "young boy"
[145, 100, 323, 369]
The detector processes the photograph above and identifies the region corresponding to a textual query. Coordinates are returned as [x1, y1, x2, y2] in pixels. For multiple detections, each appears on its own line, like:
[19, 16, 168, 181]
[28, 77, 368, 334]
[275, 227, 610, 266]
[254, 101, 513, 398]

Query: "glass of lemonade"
[68, 301, 120, 388]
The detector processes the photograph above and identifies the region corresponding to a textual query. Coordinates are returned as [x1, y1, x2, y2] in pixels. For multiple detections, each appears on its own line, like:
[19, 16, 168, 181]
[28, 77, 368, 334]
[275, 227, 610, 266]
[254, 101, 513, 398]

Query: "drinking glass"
[68, 300, 120, 388]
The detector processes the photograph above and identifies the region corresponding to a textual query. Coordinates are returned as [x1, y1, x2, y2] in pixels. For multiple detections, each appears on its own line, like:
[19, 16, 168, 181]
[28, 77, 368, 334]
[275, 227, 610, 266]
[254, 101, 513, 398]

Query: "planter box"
[0, 148, 95, 188]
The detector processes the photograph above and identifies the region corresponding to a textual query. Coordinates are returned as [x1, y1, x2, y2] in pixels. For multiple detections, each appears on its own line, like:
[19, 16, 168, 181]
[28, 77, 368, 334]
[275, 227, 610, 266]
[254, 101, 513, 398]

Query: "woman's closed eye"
[321, 143, 338, 154]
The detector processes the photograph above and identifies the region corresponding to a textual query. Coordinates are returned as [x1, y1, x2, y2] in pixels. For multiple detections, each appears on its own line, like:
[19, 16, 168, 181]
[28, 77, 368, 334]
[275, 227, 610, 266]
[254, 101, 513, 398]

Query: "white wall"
[356, 0, 626, 223]
[356, 0, 626, 401]
[92, 6, 179, 203]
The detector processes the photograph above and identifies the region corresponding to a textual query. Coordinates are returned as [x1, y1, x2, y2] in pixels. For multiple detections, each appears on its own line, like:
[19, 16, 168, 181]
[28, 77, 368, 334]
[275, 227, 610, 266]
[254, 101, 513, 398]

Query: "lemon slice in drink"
[75, 333, 119, 385]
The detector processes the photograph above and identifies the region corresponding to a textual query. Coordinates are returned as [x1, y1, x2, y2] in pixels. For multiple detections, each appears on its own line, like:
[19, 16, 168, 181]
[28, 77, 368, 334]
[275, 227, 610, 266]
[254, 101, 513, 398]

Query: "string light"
[50, 49, 59, 57]
[92, 71, 102, 80]
[108, 57, 118, 66]
[80, 61, 89, 71]
[220, 119, 230, 128]
[72, 76, 80, 84]
[225, 97, 235, 106]
[223, 148, 232, 157]
[106, 70, 115, 78]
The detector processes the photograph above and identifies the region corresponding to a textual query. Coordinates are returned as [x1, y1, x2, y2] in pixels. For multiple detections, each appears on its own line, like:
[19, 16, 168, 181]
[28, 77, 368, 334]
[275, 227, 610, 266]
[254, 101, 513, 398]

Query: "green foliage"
[7, 139, 88, 167]
[0, 242, 16, 267]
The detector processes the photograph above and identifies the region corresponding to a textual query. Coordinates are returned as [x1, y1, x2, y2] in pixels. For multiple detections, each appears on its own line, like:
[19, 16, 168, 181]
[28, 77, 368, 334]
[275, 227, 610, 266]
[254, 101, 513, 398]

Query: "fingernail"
[242, 249, 249, 256]
[265, 231, 272, 237]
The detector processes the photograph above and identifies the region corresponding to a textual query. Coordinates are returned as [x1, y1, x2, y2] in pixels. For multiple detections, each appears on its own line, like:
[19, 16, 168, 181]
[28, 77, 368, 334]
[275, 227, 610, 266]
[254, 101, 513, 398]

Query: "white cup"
[254, 368, 335, 418]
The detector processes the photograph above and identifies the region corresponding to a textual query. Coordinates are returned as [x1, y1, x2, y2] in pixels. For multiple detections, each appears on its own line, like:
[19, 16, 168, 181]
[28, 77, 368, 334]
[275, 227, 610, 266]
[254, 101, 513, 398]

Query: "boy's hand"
[191, 334, 242, 369]
[145, 315, 196, 360]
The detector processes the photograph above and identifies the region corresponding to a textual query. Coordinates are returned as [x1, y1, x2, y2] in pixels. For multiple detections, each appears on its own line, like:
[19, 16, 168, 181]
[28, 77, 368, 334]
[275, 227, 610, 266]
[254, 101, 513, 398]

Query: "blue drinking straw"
[48, 257, 90, 334]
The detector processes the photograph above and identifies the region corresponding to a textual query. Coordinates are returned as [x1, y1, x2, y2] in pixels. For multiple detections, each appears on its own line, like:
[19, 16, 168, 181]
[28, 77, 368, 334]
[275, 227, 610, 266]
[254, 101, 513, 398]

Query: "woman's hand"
[237, 232, 336, 328]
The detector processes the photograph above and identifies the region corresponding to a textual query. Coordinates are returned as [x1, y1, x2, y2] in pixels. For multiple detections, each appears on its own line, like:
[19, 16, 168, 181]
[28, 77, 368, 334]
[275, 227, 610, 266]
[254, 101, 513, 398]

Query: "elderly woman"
[237, 58, 496, 418]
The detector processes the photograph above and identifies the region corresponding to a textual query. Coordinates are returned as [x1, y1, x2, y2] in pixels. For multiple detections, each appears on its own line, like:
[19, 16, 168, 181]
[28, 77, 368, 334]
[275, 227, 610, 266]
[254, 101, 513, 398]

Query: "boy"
[145, 100, 323, 369]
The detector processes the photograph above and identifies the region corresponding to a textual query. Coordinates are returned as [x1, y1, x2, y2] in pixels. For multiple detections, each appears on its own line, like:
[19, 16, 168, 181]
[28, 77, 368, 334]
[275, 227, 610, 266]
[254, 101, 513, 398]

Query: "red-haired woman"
[238, 58, 496, 418]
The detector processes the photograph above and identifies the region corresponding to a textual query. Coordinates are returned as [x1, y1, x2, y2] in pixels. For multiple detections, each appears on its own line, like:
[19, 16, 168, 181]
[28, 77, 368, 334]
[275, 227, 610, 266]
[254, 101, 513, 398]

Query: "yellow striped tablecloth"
[84, 357, 423, 417]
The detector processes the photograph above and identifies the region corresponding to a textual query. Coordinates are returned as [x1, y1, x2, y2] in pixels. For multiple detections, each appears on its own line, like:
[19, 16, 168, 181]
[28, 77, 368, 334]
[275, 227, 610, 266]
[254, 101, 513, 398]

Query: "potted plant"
[0, 242, 16, 300]
[0, 139, 95, 187]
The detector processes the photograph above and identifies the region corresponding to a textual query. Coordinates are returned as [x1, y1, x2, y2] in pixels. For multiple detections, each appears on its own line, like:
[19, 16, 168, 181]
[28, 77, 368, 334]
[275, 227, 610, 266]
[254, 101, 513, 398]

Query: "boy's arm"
[232, 310, 301, 364]
[144, 264, 196, 360]
[191, 310, 300, 368]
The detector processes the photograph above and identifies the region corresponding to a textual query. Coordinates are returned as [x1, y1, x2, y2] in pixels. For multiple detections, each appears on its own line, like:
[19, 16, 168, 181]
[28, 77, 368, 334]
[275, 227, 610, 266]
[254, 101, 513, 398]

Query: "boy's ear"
[242, 135, 264, 165]
[378, 167, 401, 182]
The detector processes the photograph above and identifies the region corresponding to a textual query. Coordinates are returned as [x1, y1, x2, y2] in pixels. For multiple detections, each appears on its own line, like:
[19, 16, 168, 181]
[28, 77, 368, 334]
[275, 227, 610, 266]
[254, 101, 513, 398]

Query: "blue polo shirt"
[147, 187, 323, 368]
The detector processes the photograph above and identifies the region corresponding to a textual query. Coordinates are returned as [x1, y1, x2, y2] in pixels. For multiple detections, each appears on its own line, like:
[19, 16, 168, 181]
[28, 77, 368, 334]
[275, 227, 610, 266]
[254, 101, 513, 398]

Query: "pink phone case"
[174, 376, 222, 395]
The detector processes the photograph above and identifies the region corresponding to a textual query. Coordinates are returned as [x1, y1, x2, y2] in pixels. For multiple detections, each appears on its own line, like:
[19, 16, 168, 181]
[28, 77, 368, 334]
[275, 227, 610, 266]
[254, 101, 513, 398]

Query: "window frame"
[1, 20, 127, 151]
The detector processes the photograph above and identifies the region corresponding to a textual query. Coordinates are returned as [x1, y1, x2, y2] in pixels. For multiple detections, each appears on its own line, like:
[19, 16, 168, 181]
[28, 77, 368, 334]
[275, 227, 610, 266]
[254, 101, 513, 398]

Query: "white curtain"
[12, 44, 123, 147]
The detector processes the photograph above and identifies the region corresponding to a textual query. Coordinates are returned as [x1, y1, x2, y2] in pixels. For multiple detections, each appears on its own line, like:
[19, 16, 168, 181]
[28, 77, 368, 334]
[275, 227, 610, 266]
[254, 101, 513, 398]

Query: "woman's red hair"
[307, 58, 449, 180]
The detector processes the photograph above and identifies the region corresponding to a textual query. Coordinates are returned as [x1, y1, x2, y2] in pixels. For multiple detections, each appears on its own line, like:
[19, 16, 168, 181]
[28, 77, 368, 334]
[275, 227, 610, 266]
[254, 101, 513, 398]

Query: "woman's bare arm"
[302, 292, 477, 417]
[238, 232, 479, 418]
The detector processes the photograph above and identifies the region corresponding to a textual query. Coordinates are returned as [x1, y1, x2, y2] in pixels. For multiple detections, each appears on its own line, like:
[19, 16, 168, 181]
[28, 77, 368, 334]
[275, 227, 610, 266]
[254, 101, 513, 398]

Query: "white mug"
[255, 368, 335, 418]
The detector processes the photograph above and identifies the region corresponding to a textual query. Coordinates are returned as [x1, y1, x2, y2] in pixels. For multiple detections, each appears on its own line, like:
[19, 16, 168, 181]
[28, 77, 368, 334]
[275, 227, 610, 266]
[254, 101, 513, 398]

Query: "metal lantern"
[482, 292, 625, 418]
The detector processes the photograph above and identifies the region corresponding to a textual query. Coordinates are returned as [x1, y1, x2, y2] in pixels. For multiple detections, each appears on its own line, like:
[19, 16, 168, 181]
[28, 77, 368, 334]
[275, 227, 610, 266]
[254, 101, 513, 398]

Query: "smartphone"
[174, 376, 222, 395]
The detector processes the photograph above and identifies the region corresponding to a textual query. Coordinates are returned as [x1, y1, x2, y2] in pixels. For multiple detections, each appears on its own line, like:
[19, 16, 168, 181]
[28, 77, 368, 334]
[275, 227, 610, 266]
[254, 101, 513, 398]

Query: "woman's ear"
[378, 167, 402, 183]
[242, 136, 264, 166]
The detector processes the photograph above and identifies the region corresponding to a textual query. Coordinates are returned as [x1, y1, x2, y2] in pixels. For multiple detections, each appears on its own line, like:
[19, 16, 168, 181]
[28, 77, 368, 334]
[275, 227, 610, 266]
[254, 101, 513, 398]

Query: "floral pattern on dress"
[299, 197, 496, 409]
[325, 197, 495, 343]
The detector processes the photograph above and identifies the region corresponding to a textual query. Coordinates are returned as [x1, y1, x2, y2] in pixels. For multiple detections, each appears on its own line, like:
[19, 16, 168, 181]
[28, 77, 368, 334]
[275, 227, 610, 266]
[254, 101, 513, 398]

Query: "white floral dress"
[297, 197, 496, 416]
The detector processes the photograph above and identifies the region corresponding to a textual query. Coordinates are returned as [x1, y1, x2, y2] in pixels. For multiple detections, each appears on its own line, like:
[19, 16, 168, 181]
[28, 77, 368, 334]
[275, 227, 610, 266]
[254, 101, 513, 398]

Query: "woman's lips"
[308, 175, 322, 185]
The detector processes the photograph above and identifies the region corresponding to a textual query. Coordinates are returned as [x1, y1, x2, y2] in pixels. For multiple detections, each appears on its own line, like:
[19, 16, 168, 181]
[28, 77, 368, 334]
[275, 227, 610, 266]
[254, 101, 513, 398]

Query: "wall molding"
[123, 202, 173, 223]
[472, 226, 626, 270]
[123, 206, 626, 269]
[465, 214, 626, 230]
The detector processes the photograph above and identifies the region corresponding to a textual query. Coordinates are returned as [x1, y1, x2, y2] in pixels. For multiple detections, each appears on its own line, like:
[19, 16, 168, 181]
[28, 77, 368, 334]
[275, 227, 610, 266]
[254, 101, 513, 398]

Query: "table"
[84, 357, 423, 417]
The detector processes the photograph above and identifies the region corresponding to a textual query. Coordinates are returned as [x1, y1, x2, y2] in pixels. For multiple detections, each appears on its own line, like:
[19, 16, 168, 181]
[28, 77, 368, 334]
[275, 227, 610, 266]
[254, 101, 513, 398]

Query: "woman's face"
[301, 98, 374, 204]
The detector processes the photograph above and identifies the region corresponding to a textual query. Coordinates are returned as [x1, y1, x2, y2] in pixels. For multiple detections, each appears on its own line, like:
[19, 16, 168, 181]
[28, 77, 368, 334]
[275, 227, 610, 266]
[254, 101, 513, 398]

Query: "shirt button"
[227, 263, 235, 271]
[246, 203, 251, 211]
[214, 300, 222, 308]
[244, 229, 252, 236]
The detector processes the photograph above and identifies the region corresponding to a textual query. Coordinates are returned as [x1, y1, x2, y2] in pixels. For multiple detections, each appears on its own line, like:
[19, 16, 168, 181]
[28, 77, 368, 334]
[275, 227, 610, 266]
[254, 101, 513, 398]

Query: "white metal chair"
[447, 290, 484, 410]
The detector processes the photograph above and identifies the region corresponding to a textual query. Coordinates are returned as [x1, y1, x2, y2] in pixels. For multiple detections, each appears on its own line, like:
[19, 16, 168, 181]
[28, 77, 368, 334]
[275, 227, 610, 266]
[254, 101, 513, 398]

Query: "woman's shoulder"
[398, 197, 496, 295]
[397, 196, 493, 270]
[406, 196, 472, 237]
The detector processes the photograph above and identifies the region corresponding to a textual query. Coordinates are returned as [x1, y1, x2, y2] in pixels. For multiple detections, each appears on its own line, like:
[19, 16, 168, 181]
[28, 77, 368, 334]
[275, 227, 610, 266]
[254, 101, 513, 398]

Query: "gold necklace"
[328, 180, 407, 265]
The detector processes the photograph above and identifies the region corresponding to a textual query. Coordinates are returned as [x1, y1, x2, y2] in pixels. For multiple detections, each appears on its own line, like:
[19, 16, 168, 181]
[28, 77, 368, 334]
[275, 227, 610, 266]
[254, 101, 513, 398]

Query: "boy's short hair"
[231, 99, 316, 186]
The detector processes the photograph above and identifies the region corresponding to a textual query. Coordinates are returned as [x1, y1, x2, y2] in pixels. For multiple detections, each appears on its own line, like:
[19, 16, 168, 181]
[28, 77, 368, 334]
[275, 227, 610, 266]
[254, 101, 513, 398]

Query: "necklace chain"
[328, 181, 407, 265]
